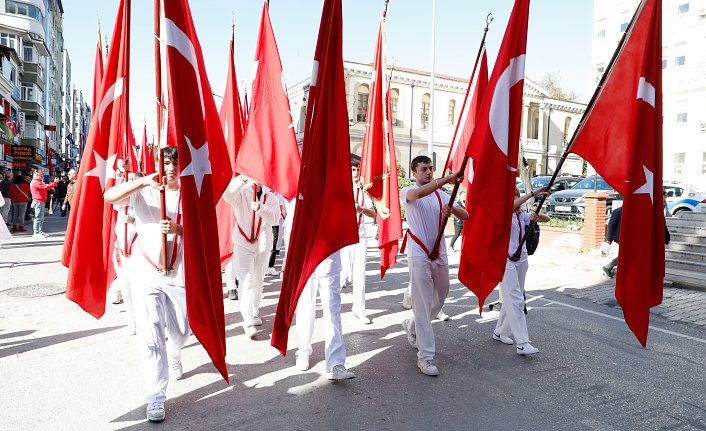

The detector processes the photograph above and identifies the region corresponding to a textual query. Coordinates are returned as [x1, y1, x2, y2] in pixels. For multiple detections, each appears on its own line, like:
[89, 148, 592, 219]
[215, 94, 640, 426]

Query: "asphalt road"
[1, 215, 704, 430]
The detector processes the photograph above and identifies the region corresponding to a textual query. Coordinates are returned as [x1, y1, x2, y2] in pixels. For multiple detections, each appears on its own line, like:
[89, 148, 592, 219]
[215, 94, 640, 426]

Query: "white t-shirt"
[221, 178, 278, 252]
[113, 204, 137, 255]
[353, 185, 372, 238]
[129, 187, 184, 287]
[507, 211, 530, 265]
[400, 184, 452, 265]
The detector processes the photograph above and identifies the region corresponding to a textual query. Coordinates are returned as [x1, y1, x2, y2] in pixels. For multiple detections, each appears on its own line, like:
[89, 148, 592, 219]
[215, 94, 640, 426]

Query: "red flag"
[161, 0, 231, 382]
[458, 0, 530, 311]
[446, 47, 488, 182]
[271, 0, 358, 355]
[358, 13, 402, 278]
[63, 0, 131, 318]
[127, 120, 139, 173]
[233, 2, 300, 200]
[140, 122, 155, 174]
[215, 29, 246, 268]
[569, 0, 663, 346]
[92, 25, 104, 117]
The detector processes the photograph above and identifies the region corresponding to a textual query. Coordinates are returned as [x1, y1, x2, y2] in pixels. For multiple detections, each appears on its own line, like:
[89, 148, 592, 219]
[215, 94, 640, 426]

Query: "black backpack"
[525, 222, 540, 255]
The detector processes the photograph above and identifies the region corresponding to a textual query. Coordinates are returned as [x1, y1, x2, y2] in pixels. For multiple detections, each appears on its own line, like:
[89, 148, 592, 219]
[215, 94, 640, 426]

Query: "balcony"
[0, 13, 48, 56]
[21, 66, 45, 91]
[20, 100, 44, 123]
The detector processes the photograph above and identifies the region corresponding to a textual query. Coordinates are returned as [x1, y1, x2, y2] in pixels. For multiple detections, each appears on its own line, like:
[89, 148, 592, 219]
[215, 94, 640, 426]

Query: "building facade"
[592, 0, 706, 186]
[288, 60, 586, 178]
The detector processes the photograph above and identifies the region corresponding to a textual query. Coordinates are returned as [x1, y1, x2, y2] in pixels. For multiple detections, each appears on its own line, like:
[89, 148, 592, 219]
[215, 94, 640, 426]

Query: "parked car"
[517, 175, 584, 201]
[663, 184, 706, 215]
[546, 175, 621, 218]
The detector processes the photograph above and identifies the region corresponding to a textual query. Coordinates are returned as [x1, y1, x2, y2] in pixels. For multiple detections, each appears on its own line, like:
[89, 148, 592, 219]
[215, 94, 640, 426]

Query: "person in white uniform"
[400, 155, 467, 376]
[340, 159, 376, 324]
[266, 192, 287, 276]
[104, 146, 188, 423]
[221, 175, 278, 338]
[493, 186, 549, 355]
[295, 250, 355, 380]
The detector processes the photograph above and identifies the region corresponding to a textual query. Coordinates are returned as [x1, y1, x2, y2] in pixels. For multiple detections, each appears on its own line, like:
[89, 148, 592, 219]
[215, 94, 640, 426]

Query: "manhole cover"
[6, 284, 66, 297]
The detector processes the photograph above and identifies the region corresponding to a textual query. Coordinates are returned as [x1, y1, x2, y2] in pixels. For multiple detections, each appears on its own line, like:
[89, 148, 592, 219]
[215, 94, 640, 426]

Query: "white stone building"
[288, 60, 586, 178]
[591, 0, 706, 186]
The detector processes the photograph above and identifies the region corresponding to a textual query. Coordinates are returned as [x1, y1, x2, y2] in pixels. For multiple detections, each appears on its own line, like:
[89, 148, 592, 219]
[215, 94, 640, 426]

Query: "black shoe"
[602, 266, 614, 279]
[228, 289, 238, 300]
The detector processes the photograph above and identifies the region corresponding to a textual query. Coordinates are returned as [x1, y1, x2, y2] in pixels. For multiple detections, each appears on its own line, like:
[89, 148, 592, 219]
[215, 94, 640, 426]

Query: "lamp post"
[543, 106, 553, 175]
[408, 81, 415, 177]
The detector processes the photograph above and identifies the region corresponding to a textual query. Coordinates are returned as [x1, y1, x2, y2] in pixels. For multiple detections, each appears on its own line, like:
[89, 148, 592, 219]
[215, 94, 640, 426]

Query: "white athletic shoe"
[146, 401, 165, 422]
[436, 310, 450, 321]
[353, 311, 372, 324]
[252, 316, 263, 326]
[170, 359, 183, 381]
[402, 319, 416, 348]
[326, 364, 355, 380]
[492, 332, 514, 345]
[244, 325, 257, 338]
[266, 267, 279, 276]
[295, 353, 310, 371]
[402, 293, 412, 310]
[417, 358, 440, 376]
[516, 342, 539, 355]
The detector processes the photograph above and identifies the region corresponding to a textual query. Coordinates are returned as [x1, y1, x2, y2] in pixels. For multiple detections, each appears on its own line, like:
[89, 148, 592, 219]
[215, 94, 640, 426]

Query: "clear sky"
[62, 0, 595, 141]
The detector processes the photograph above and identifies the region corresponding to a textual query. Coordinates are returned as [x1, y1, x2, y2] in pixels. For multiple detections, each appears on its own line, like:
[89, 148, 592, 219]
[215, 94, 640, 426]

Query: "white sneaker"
[402, 319, 416, 348]
[146, 401, 165, 422]
[244, 325, 257, 338]
[266, 267, 279, 276]
[493, 332, 514, 345]
[32, 233, 47, 239]
[436, 310, 450, 321]
[170, 359, 183, 380]
[353, 311, 372, 324]
[326, 364, 355, 380]
[516, 342, 539, 355]
[252, 316, 263, 326]
[417, 358, 440, 376]
[295, 353, 310, 371]
[402, 293, 412, 310]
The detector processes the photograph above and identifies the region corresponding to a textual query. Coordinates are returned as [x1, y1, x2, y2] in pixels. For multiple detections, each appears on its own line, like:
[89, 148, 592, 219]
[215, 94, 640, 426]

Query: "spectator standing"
[0, 171, 12, 223]
[8, 175, 30, 232]
[55, 176, 68, 214]
[62, 169, 77, 216]
[29, 171, 57, 238]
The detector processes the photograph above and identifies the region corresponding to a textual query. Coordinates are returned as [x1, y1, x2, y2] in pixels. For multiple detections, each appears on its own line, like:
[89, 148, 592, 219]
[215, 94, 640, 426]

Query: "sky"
[62, 0, 595, 140]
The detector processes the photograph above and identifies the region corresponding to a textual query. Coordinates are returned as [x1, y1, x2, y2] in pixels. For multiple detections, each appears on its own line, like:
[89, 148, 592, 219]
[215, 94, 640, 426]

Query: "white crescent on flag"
[489, 55, 526, 157]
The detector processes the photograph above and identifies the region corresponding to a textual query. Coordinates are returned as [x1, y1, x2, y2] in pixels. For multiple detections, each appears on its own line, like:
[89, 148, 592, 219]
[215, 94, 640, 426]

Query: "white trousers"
[112, 252, 135, 330]
[296, 272, 346, 373]
[340, 236, 367, 315]
[131, 281, 190, 403]
[405, 256, 450, 360]
[233, 245, 269, 327]
[494, 260, 530, 345]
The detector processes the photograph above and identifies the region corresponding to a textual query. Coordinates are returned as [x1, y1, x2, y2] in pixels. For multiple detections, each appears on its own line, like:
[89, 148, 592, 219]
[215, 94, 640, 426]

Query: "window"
[0, 33, 17, 50]
[619, 22, 629, 32]
[448, 100, 456, 125]
[390, 88, 400, 127]
[528, 104, 539, 139]
[597, 29, 605, 40]
[678, 3, 689, 14]
[23, 47, 34, 63]
[21, 84, 35, 102]
[563, 117, 572, 144]
[356, 84, 369, 122]
[5, 1, 43, 21]
[675, 55, 686, 66]
[674, 152, 685, 174]
[677, 112, 688, 123]
[662, 57, 668, 69]
[421, 93, 430, 129]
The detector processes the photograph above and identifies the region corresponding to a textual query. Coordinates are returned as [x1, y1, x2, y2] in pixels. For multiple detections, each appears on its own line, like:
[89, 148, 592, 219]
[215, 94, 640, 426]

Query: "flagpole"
[428, 14, 493, 260]
[428, 0, 436, 159]
[120, 0, 132, 256]
[154, 0, 168, 272]
[443, 14, 492, 176]
[508, 0, 648, 260]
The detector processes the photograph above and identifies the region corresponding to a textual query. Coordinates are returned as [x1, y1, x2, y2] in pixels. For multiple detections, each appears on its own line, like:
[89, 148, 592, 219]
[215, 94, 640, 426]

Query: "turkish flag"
[127, 119, 139, 173]
[92, 26, 104, 118]
[140, 122, 155, 175]
[445, 47, 488, 183]
[458, 0, 530, 311]
[234, 2, 300, 200]
[358, 15, 402, 278]
[215, 30, 246, 268]
[271, 0, 358, 355]
[570, 0, 663, 346]
[63, 0, 131, 319]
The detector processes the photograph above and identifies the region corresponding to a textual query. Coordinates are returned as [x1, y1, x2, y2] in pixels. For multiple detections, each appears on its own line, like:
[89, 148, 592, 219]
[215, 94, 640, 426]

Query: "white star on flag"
[467, 157, 475, 184]
[85, 150, 118, 192]
[633, 165, 654, 204]
[180, 135, 212, 196]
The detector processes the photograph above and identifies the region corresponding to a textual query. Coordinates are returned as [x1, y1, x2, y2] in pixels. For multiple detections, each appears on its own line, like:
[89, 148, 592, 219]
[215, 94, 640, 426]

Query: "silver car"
[545, 175, 621, 219]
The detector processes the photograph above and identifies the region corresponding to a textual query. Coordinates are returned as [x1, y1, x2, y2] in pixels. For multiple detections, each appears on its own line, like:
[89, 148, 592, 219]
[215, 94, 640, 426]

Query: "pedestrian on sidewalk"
[295, 250, 356, 381]
[340, 159, 376, 324]
[0, 170, 12, 224]
[104, 146, 188, 423]
[400, 155, 468, 376]
[492, 186, 550, 356]
[8, 174, 30, 233]
[221, 175, 278, 338]
[55, 175, 67, 214]
[0, 194, 12, 246]
[62, 169, 77, 217]
[29, 171, 57, 238]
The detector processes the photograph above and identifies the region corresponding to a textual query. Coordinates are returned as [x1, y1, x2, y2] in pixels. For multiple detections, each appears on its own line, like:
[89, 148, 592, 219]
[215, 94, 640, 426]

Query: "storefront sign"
[11, 145, 34, 163]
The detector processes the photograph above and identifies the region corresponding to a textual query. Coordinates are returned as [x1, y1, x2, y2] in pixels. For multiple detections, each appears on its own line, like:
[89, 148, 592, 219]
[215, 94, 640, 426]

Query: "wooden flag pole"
[428, 14, 492, 261]
[121, 0, 132, 256]
[154, 0, 168, 272]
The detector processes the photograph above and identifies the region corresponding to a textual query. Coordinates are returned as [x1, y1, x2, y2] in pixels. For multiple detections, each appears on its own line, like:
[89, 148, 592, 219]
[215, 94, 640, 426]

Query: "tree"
[540, 73, 578, 102]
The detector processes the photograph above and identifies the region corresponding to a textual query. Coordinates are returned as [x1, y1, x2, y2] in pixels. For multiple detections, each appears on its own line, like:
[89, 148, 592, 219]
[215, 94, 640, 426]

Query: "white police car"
[663, 184, 706, 215]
